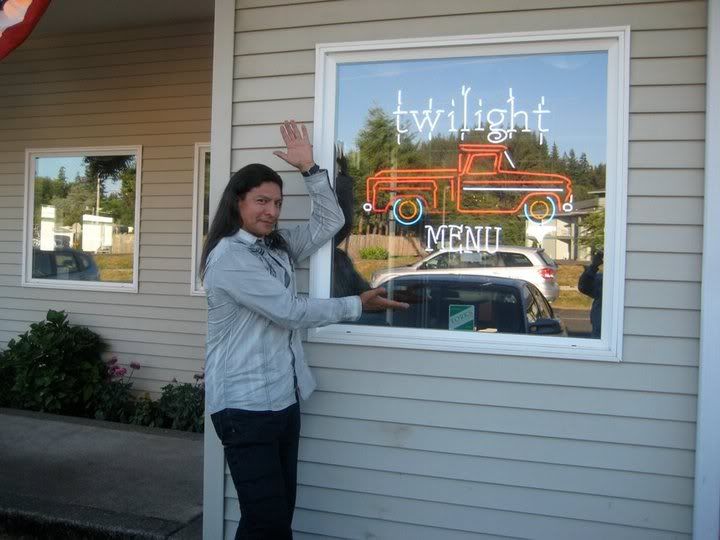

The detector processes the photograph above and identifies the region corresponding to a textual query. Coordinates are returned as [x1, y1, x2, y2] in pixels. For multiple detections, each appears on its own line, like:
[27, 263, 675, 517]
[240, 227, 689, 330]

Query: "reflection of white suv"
[371, 245, 560, 302]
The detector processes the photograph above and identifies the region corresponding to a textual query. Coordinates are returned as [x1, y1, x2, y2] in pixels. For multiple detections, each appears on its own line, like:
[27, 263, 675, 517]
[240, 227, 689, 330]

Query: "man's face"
[238, 182, 282, 237]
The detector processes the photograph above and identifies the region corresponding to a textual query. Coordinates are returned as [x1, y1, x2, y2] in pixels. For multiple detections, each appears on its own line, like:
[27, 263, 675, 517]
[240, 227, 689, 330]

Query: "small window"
[191, 143, 211, 295]
[460, 251, 500, 268]
[23, 147, 141, 291]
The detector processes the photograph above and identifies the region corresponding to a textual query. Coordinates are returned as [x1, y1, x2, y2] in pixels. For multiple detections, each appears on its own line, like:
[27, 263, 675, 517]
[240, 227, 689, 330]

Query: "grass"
[95, 254, 133, 282]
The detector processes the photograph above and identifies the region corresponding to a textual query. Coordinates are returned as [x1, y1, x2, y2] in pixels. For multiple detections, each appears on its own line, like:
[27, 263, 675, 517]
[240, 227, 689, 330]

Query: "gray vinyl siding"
[226, 0, 706, 538]
[0, 22, 212, 394]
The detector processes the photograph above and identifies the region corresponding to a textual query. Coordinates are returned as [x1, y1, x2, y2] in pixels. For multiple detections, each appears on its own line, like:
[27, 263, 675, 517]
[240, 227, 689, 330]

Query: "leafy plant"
[1, 310, 107, 415]
[129, 393, 164, 428]
[359, 245, 389, 260]
[158, 375, 205, 433]
[92, 356, 138, 422]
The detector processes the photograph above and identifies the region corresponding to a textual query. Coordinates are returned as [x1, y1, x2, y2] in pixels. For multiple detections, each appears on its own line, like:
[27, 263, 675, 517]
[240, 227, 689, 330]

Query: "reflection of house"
[527, 190, 605, 261]
[39, 205, 73, 249]
[80, 214, 113, 253]
[0, 2, 717, 539]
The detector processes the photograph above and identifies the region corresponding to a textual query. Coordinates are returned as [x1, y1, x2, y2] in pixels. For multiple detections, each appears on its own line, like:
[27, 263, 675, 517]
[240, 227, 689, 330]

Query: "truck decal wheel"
[392, 198, 423, 226]
[362, 202, 373, 213]
[523, 196, 556, 225]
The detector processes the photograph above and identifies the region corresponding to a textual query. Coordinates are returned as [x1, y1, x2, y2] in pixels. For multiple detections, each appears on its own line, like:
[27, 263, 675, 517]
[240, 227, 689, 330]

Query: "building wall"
[0, 21, 213, 393]
[222, 0, 706, 538]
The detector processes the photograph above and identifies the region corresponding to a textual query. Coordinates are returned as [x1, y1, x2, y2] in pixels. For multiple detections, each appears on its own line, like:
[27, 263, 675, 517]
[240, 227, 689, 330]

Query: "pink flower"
[115, 367, 127, 377]
[108, 355, 118, 365]
[130, 361, 141, 370]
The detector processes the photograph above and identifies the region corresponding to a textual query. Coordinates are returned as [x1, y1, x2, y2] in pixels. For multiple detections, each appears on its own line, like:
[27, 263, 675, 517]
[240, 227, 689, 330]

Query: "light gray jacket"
[203, 170, 361, 414]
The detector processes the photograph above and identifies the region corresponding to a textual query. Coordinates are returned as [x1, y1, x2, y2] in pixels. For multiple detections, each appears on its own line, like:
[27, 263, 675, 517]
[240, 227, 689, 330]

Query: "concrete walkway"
[0, 408, 203, 539]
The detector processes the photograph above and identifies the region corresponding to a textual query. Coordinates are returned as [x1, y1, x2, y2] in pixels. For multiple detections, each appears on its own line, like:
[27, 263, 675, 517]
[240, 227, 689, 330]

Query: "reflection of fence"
[346, 234, 423, 259]
[112, 234, 134, 254]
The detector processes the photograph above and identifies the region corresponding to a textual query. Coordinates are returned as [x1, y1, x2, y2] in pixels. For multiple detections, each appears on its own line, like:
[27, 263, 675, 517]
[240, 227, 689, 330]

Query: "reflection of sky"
[336, 51, 607, 165]
[35, 157, 123, 194]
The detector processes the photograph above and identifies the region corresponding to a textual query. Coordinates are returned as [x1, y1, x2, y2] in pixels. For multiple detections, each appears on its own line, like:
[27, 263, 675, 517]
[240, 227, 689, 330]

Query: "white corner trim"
[203, 2, 235, 539]
[693, 1, 720, 538]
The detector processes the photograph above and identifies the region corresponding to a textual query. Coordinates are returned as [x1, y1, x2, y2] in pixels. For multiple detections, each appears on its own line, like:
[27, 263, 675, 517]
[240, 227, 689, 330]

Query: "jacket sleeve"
[210, 247, 361, 330]
[279, 169, 345, 263]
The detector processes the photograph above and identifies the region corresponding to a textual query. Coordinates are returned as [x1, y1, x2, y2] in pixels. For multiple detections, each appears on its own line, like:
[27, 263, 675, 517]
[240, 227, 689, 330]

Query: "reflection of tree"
[579, 208, 605, 252]
[51, 182, 95, 226]
[101, 167, 136, 226]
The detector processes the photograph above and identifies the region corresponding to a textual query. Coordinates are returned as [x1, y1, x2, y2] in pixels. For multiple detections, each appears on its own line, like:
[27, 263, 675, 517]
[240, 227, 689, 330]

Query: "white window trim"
[22, 146, 143, 293]
[191, 142, 211, 296]
[308, 27, 630, 362]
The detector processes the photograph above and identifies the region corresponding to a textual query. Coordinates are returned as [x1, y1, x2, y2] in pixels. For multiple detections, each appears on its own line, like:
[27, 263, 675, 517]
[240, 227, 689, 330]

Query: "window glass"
[330, 49, 608, 340]
[501, 252, 532, 267]
[27, 151, 139, 288]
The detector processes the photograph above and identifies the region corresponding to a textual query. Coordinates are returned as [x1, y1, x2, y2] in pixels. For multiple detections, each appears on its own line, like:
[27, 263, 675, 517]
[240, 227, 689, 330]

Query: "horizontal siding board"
[295, 462, 691, 532]
[305, 343, 698, 393]
[0, 96, 212, 121]
[236, 0, 695, 32]
[313, 367, 696, 421]
[232, 74, 315, 101]
[0, 285, 204, 309]
[233, 51, 315, 78]
[300, 415, 694, 477]
[0, 71, 213, 98]
[623, 335, 698, 366]
[624, 307, 700, 339]
[628, 169, 704, 197]
[140, 220, 192, 234]
[233, 124, 314, 148]
[0, 121, 210, 142]
[290, 485, 691, 540]
[626, 224, 703, 253]
[232, 99, 313, 125]
[625, 280, 701, 310]
[303, 392, 696, 449]
[0, 108, 211, 131]
[625, 252, 702, 282]
[630, 85, 706, 113]
[292, 508, 520, 540]
[631, 28, 707, 57]
[626, 197, 703, 225]
[629, 141, 705, 168]
[629, 112, 705, 141]
[233, 2, 707, 55]
[0, 83, 212, 109]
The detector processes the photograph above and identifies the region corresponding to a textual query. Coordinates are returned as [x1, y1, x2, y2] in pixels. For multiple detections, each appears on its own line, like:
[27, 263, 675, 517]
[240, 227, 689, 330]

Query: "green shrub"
[1, 310, 107, 415]
[129, 393, 164, 428]
[0, 351, 14, 408]
[158, 377, 205, 433]
[359, 245, 389, 260]
[92, 357, 137, 422]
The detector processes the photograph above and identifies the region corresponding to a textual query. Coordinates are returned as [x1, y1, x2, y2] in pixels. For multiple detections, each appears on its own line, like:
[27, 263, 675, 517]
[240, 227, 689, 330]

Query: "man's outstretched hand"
[360, 288, 410, 312]
[273, 120, 315, 173]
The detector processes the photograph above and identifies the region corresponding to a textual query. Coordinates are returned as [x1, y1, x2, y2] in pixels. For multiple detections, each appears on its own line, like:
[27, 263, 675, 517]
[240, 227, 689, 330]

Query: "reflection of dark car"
[363, 274, 565, 335]
[32, 248, 100, 281]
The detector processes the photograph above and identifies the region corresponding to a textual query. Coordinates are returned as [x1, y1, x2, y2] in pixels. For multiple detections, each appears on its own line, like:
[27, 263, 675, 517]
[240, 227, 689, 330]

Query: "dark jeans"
[211, 402, 301, 540]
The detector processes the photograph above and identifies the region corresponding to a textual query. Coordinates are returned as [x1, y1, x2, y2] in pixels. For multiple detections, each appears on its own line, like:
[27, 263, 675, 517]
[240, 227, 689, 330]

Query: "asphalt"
[0, 408, 204, 539]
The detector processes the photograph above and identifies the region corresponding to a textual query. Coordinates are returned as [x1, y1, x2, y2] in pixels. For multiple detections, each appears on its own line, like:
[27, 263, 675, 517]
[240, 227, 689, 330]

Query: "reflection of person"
[200, 121, 408, 540]
[578, 250, 603, 338]
[332, 151, 371, 297]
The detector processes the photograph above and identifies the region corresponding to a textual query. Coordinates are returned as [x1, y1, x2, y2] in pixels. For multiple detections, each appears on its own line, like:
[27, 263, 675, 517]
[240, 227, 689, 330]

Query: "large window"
[310, 29, 629, 361]
[23, 147, 142, 291]
[191, 143, 211, 295]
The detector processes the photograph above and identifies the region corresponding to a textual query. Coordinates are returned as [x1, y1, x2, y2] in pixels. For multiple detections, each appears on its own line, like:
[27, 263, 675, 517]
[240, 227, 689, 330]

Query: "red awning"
[0, 0, 51, 61]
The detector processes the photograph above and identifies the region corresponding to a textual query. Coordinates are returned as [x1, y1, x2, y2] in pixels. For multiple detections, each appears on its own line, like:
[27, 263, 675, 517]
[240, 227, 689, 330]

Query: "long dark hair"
[199, 163, 287, 278]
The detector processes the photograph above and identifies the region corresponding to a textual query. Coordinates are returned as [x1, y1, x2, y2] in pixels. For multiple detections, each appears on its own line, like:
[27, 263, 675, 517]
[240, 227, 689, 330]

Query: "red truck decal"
[363, 144, 574, 225]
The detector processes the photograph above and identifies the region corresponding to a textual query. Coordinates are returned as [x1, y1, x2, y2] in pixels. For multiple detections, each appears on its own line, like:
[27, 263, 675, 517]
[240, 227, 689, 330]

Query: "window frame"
[190, 143, 211, 296]
[308, 27, 629, 362]
[22, 146, 143, 292]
